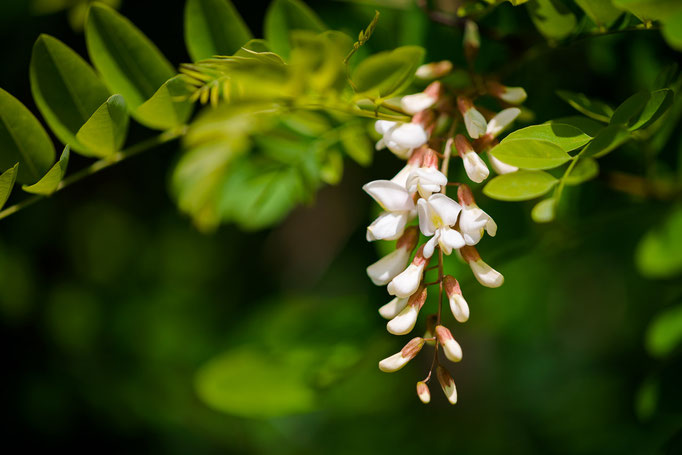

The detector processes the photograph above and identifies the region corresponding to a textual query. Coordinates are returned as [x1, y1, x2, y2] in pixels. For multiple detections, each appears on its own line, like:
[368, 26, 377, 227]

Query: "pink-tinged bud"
[407, 145, 427, 166]
[412, 244, 430, 267]
[457, 184, 476, 207]
[456, 135, 489, 183]
[396, 226, 419, 251]
[454, 134, 474, 156]
[387, 245, 430, 298]
[487, 81, 527, 105]
[379, 337, 425, 373]
[387, 285, 427, 335]
[436, 325, 463, 362]
[415, 60, 453, 80]
[460, 246, 504, 288]
[424, 81, 442, 100]
[421, 148, 439, 169]
[444, 276, 470, 323]
[416, 381, 431, 404]
[437, 366, 458, 404]
[457, 97, 487, 139]
[463, 20, 480, 64]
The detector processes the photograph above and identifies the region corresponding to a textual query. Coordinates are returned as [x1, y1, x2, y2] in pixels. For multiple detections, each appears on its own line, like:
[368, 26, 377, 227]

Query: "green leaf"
[551, 116, 604, 137]
[352, 46, 425, 99]
[565, 157, 599, 185]
[527, 0, 577, 41]
[489, 139, 572, 170]
[581, 124, 630, 158]
[628, 89, 674, 131]
[264, 0, 327, 58]
[30, 34, 111, 154]
[340, 124, 372, 166]
[235, 39, 271, 55]
[503, 123, 592, 152]
[646, 304, 682, 358]
[635, 205, 682, 278]
[0, 163, 18, 210]
[0, 88, 55, 185]
[612, 0, 682, 21]
[531, 197, 556, 223]
[610, 91, 650, 126]
[556, 90, 613, 122]
[320, 149, 343, 185]
[662, 10, 682, 50]
[184, 0, 252, 62]
[574, 0, 623, 27]
[85, 3, 176, 111]
[483, 170, 559, 201]
[75, 95, 129, 158]
[134, 75, 194, 130]
[22, 146, 70, 196]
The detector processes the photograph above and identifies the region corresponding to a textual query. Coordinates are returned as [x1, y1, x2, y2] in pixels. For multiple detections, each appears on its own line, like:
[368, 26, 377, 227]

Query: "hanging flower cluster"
[364, 20, 526, 404]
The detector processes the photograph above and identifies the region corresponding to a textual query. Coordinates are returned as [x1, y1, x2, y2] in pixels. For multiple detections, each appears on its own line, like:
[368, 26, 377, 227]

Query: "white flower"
[366, 227, 419, 285]
[363, 180, 415, 241]
[444, 275, 469, 323]
[387, 285, 427, 335]
[379, 337, 424, 372]
[455, 135, 489, 183]
[486, 108, 521, 138]
[417, 194, 464, 258]
[488, 82, 527, 105]
[401, 93, 437, 114]
[457, 185, 497, 246]
[435, 325, 462, 362]
[387, 246, 429, 298]
[437, 366, 457, 405]
[457, 96, 487, 139]
[406, 167, 448, 199]
[375, 121, 428, 159]
[379, 296, 409, 320]
[460, 246, 504, 288]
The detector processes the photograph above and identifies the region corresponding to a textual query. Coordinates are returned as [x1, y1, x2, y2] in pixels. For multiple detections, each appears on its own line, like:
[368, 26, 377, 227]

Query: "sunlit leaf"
[30, 34, 111, 154]
[503, 123, 592, 151]
[0, 163, 18, 210]
[531, 197, 556, 223]
[483, 170, 559, 201]
[85, 3, 176, 111]
[264, 0, 327, 58]
[527, 0, 577, 40]
[612, 0, 682, 21]
[75, 95, 129, 158]
[134, 75, 194, 130]
[340, 124, 373, 166]
[636, 205, 682, 278]
[184, 0, 252, 62]
[0, 88, 55, 185]
[556, 90, 613, 122]
[22, 146, 70, 196]
[565, 157, 599, 185]
[490, 139, 572, 170]
[352, 46, 425, 99]
[581, 124, 630, 158]
[574, 0, 623, 27]
[646, 304, 682, 358]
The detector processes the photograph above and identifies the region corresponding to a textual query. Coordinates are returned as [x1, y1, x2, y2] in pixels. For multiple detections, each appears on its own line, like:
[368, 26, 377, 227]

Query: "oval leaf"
[551, 116, 604, 137]
[30, 34, 111, 153]
[0, 88, 55, 184]
[264, 0, 327, 58]
[636, 205, 682, 279]
[565, 157, 599, 185]
[610, 91, 650, 126]
[581, 124, 630, 158]
[483, 170, 558, 201]
[22, 146, 70, 196]
[556, 90, 613, 122]
[85, 3, 176, 111]
[531, 197, 556, 223]
[135, 76, 194, 130]
[504, 123, 592, 151]
[76, 95, 129, 158]
[352, 46, 425, 99]
[184, 0, 253, 62]
[490, 139, 572, 170]
[0, 163, 19, 210]
[628, 89, 674, 131]
[527, 0, 577, 40]
[646, 304, 682, 358]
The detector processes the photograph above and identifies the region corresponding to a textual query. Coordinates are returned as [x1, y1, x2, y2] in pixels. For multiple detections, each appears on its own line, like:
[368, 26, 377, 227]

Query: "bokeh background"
[1, 0, 681, 453]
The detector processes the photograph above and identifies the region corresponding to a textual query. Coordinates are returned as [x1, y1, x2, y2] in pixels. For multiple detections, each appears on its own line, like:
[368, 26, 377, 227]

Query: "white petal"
[459, 206, 488, 245]
[400, 93, 437, 114]
[390, 123, 428, 149]
[366, 211, 408, 241]
[379, 296, 409, 319]
[486, 108, 521, 137]
[375, 120, 397, 135]
[469, 259, 504, 288]
[363, 180, 414, 212]
[378, 352, 409, 372]
[463, 108, 487, 139]
[442, 338, 462, 362]
[387, 303, 420, 335]
[417, 199, 436, 236]
[488, 151, 519, 175]
[391, 164, 415, 188]
[499, 87, 527, 105]
[462, 151, 489, 183]
[428, 194, 462, 227]
[485, 217, 497, 237]
[449, 294, 470, 323]
[375, 138, 386, 151]
[387, 263, 424, 298]
[423, 232, 439, 259]
[367, 247, 411, 286]
[438, 227, 465, 254]
[385, 140, 412, 159]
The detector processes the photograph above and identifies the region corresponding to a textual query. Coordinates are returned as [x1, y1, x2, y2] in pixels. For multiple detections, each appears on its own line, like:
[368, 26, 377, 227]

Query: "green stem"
[0, 126, 187, 221]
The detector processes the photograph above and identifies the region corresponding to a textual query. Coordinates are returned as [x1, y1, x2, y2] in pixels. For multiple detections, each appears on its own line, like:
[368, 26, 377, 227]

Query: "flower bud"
[457, 97, 487, 139]
[387, 245, 430, 298]
[460, 246, 504, 288]
[487, 81, 527, 105]
[401, 84, 441, 114]
[379, 296, 409, 319]
[435, 325, 463, 362]
[488, 151, 519, 175]
[463, 20, 480, 63]
[387, 285, 427, 335]
[437, 366, 458, 404]
[444, 275, 470, 323]
[379, 337, 425, 372]
[486, 108, 521, 138]
[415, 60, 453, 80]
[455, 135, 489, 183]
[416, 381, 431, 404]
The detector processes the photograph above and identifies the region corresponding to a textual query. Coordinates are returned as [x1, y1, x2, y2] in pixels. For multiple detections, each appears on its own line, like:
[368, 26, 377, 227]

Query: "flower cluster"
[363, 24, 526, 404]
